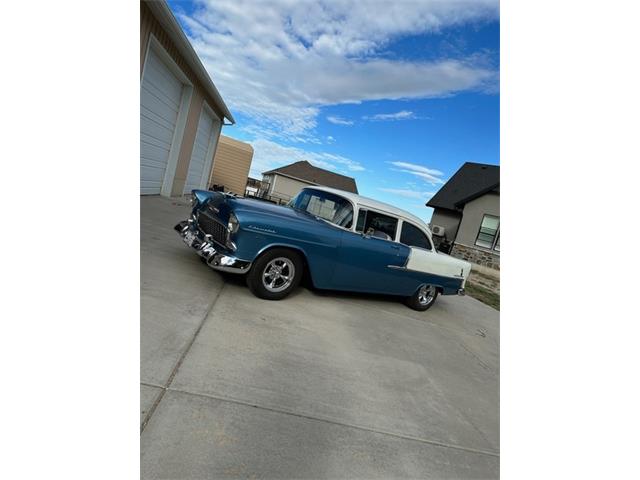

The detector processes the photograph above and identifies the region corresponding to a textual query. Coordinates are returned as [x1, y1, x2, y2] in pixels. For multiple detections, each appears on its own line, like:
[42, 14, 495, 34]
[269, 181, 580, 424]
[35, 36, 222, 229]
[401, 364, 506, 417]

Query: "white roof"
[307, 186, 433, 235]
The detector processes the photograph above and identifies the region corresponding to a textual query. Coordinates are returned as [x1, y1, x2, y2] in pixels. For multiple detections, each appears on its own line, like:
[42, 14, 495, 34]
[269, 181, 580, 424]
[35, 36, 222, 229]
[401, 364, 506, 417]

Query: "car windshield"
[289, 189, 353, 229]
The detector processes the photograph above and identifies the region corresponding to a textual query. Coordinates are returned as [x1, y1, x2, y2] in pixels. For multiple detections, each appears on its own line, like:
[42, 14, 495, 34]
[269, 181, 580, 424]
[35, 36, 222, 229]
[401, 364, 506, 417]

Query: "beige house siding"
[208, 135, 254, 194]
[268, 174, 315, 201]
[455, 192, 500, 250]
[140, 1, 225, 196]
[429, 209, 462, 243]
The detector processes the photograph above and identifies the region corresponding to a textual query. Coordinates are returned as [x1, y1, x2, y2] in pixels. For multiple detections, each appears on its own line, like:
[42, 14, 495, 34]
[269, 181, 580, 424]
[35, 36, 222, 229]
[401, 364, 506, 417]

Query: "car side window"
[355, 209, 398, 241]
[293, 189, 353, 229]
[400, 222, 432, 250]
[355, 209, 367, 232]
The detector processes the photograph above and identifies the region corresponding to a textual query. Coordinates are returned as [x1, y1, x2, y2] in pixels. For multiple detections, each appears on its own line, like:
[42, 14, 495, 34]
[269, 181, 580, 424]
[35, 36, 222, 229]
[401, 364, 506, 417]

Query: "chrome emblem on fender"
[247, 225, 276, 234]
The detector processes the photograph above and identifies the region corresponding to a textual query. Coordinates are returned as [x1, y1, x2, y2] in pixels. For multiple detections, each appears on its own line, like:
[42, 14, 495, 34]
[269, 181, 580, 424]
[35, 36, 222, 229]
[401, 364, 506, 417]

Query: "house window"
[475, 215, 500, 250]
[400, 222, 432, 250]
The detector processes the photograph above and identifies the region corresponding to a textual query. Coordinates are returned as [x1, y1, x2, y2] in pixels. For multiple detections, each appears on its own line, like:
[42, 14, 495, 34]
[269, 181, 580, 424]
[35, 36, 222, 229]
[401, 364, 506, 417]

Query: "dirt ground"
[466, 269, 500, 310]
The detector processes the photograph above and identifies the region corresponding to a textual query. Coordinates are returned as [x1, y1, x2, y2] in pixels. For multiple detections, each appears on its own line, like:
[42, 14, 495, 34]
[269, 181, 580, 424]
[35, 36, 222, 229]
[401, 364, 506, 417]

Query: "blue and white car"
[175, 186, 471, 311]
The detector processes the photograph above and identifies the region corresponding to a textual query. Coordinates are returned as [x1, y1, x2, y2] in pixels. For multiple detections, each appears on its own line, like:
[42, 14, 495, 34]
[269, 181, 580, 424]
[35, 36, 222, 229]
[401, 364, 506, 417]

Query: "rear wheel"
[404, 284, 438, 311]
[246, 248, 304, 300]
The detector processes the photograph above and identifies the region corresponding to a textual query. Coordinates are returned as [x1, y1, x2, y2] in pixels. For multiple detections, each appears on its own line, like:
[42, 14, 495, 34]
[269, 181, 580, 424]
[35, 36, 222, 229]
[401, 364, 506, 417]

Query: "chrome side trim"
[386, 264, 463, 281]
[387, 265, 417, 272]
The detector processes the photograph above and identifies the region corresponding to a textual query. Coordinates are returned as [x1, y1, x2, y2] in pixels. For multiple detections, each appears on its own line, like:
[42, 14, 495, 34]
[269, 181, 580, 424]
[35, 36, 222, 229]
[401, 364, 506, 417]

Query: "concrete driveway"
[141, 196, 499, 479]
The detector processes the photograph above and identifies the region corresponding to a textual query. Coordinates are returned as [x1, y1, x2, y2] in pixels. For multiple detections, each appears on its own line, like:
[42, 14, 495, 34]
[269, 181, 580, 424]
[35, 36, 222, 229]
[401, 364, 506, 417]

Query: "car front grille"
[197, 211, 228, 246]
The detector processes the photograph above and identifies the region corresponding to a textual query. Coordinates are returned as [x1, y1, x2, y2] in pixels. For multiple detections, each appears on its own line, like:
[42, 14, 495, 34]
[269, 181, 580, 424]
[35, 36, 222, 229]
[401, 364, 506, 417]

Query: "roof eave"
[453, 182, 500, 208]
[147, 1, 235, 124]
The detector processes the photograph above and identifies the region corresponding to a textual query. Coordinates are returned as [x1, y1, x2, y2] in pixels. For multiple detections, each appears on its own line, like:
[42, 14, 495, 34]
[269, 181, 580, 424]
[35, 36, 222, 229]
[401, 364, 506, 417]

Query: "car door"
[332, 209, 410, 294]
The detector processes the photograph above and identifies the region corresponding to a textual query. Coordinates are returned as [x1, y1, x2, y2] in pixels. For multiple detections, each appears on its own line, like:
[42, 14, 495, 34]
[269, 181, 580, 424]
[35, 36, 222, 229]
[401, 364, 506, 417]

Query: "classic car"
[174, 186, 471, 311]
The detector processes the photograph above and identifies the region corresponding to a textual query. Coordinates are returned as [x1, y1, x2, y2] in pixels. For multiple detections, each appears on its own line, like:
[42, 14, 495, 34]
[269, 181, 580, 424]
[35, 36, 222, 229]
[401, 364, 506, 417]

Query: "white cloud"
[247, 138, 364, 178]
[378, 188, 436, 200]
[327, 115, 354, 126]
[388, 161, 445, 185]
[363, 110, 416, 121]
[178, 0, 499, 141]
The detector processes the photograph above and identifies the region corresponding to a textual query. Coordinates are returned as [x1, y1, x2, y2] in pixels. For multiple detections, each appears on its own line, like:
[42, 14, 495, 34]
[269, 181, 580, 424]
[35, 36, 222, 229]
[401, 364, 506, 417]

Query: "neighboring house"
[140, 0, 235, 196]
[244, 177, 262, 196]
[261, 161, 358, 203]
[207, 135, 254, 195]
[427, 162, 500, 269]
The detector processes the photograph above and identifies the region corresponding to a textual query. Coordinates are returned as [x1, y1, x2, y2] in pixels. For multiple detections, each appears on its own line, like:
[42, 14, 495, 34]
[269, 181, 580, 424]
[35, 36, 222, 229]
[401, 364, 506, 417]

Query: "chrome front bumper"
[174, 220, 251, 274]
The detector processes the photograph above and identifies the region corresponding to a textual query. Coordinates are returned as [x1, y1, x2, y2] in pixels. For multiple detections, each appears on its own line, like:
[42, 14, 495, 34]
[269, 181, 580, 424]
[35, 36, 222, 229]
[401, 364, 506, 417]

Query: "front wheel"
[246, 248, 304, 300]
[404, 284, 438, 311]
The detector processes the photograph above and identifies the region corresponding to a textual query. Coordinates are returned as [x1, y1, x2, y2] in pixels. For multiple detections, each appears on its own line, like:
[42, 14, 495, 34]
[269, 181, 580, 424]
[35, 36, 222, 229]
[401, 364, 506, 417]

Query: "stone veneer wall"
[450, 243, 500, 270]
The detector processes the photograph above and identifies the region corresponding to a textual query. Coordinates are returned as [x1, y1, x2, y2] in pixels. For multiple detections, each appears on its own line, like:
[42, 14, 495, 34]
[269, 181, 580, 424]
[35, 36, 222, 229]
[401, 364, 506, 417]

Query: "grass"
[465, 281, 500, 311]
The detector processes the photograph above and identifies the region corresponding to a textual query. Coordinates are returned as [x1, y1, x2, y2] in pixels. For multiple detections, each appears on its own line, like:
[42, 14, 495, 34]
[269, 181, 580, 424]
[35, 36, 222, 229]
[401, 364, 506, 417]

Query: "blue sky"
[168, 0, 499, 222]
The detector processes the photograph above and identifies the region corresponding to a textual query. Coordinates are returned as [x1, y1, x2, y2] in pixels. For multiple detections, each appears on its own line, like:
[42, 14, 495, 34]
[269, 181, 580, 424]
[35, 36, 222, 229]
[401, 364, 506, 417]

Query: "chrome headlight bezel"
[227, 212, 239, 234]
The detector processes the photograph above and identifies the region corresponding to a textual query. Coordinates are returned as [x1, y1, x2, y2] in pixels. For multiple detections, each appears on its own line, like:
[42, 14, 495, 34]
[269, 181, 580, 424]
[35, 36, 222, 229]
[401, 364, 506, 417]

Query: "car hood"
[229, 197, 319, 223]
[192, 190, 318, 226]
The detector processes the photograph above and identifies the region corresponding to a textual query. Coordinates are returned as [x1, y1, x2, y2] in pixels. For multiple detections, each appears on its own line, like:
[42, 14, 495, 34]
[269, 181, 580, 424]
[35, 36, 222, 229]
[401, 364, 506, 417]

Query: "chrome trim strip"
[387, 264, 464, 280]
[175, 221, 251, 274]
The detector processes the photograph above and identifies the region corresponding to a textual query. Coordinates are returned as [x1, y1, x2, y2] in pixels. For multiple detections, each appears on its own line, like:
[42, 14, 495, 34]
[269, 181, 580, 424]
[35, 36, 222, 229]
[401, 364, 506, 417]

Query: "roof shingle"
[263, 161, 358, 193]
[426, 162, 499, 211]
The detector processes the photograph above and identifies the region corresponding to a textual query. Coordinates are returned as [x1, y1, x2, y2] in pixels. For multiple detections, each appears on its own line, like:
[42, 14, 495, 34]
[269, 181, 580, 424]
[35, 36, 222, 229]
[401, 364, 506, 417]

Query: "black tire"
[404, 284, 439, 311]
[246, 248, 304, 300]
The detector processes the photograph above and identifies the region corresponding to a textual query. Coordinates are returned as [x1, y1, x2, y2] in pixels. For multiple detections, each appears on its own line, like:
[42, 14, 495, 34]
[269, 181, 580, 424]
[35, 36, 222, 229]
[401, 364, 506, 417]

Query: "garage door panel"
[140, 131, 172, 152]
[140, 91, 180, 129]
[146, 65, 182, 101]
[141, 83, 181, 116]
[141, 181, 163, 196]
[190, 144, 208, 160]
[197, 117, 213, 136]
[141, 152, 171, 170]
[140, 115, 175, 146]
[140, 88, 179, 121]
[140, 48, 183, 195]
[141, 138, 172, 162]
[184, 107, 218, 193]
[144, 54, 183, 100]
[141, 163, 168, 178]
[144, 72, 181, 103]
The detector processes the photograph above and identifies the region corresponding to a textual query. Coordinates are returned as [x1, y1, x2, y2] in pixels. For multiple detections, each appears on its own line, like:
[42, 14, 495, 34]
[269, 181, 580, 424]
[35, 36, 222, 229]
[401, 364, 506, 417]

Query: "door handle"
[390, 245, 400, 250]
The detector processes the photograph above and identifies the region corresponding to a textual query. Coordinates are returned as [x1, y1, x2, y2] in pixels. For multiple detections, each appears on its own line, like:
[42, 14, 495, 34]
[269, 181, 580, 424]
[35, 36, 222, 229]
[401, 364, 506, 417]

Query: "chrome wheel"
[418, 285, 437, 306]
[262, 257, 296, 293]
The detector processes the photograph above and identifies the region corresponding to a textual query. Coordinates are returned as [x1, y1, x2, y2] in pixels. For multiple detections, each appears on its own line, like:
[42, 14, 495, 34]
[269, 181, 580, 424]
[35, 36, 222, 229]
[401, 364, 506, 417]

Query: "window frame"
[474, 214, 500, 251]
[354, 206, 400, 243]
[294, 188, 356, 232]
[398, 219, 433, 251]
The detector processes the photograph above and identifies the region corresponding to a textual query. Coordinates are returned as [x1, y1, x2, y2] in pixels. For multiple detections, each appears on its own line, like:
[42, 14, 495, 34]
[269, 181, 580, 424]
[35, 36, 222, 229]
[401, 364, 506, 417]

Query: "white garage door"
[140, 49, 183, 195]
[184, 106, 218, 194]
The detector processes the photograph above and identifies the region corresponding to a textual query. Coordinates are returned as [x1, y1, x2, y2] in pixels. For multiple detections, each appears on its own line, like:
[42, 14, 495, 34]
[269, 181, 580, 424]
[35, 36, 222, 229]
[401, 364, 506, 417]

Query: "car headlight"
[189, 194, 198, 208]
[227, 212, 239, 234]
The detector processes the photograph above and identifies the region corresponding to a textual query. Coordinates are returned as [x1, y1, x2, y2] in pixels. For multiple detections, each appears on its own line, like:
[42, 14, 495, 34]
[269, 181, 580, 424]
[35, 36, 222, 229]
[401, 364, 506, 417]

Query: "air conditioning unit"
[431, 225, 446, 237]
